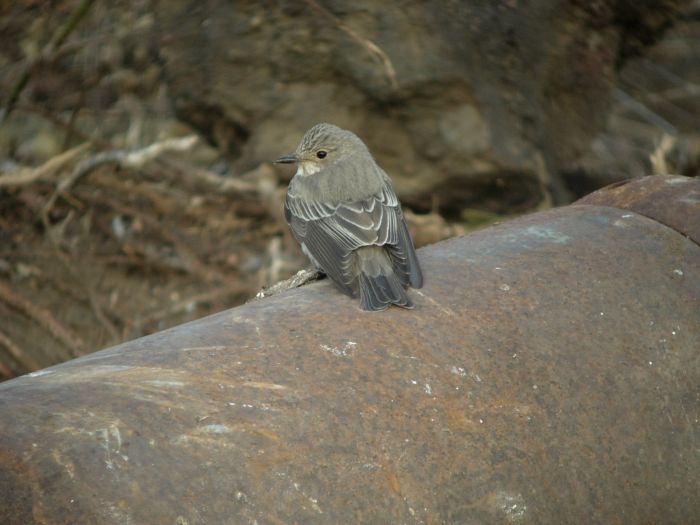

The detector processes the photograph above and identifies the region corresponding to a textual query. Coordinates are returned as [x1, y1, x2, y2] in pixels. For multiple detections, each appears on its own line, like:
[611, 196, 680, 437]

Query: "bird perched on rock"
[276, 123, 423, 311]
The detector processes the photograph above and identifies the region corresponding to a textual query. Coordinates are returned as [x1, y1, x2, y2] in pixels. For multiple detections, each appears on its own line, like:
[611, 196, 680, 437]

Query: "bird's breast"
[290, 159, 385, 204]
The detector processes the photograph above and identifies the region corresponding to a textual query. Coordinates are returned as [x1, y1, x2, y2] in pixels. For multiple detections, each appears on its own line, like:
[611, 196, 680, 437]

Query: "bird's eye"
[316, 150, 327, 159]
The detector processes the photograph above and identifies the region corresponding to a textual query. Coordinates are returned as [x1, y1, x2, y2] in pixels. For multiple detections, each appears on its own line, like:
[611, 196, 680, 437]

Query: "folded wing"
[285, 183, 422, 295]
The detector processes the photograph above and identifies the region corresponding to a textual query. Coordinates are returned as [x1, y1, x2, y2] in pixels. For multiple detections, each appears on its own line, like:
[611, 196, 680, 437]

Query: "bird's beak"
[274, 153, 298, 164]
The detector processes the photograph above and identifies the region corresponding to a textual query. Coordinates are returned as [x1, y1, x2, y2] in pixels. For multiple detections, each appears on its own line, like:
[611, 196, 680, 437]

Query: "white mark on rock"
[143, 380, 185, 388]
[522, 226, 571, 244]
[665, 177, 689, 185]
[279, 475, 322, 514]
[179, 345, 228, 352]
[424, 383, 432, 395]
[242, 382, 288, 390]
[499, 283, 511, 292]
[451, 366, 467, 377]
[96, 424, 127, 470]
[413, 290, 457, 316]
[319, 341, 356, 358]
[52, 449, 76, 479]
[202, 424, 230, 434]
[495, 491, 528, 522]
[27, 370, 54, 378]
[673, 269, 683, 276]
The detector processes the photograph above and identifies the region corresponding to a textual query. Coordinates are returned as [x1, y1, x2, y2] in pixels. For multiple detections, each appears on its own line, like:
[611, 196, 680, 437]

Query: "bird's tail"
[355, 246, 414, 311]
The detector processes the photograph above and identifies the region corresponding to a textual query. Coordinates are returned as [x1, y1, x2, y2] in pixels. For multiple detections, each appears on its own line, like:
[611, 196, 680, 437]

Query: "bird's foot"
[253, 268, 324, 301]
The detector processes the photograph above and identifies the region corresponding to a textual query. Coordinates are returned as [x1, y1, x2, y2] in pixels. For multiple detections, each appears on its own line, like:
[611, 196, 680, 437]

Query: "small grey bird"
[276, 123, 423, 311]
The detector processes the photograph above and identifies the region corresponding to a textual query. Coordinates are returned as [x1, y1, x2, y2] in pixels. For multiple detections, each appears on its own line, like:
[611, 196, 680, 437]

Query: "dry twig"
[1, 0, 96, 123]
[42, 135, 199, 224]
[13, 104, 110, 149]
[0, 143, 90, 188]
[0, 279, 84, 358]
[0, 328, 41, 372]
[58, 135, 198, 194]
[649, 134, 676, 175]
[138, 282, 250, 327]
[0, 359, 13, 380]
[78, 191, 231, 284]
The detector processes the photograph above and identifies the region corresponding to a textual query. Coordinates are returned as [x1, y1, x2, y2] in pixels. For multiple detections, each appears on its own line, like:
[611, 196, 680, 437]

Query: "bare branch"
[0, 328, 41, 372]
[0, 279, 84, 358]
[0, 143, 90, 188]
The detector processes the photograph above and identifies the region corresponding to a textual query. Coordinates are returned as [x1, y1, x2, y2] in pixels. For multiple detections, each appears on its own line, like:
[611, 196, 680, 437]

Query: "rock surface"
[154, 0, 689, 210]
[1, 0, 691, 213]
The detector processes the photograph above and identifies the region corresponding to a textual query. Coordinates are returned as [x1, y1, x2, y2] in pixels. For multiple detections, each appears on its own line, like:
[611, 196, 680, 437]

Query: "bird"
[276, 123, 423, 311]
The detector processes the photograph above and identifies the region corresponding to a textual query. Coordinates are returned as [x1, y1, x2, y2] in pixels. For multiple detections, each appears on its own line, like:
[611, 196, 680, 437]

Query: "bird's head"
[275, 123, 369, 177]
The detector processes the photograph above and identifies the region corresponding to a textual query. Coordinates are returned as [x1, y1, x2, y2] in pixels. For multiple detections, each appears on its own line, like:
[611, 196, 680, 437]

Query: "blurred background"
[0, 0, 698, 378]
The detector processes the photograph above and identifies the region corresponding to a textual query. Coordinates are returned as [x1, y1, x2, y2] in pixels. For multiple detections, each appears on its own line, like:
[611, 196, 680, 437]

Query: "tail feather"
[356, 246, 415, 311]
[359, 272, 414, 311]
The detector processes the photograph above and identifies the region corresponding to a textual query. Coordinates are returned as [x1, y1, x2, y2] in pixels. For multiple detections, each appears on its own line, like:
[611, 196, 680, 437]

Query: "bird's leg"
[294, 267, 325, 286]
[253, 267, 325, 301]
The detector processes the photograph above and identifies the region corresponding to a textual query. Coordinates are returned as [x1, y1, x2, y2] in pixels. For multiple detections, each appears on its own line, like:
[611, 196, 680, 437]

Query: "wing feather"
[284, 182, 422, 295]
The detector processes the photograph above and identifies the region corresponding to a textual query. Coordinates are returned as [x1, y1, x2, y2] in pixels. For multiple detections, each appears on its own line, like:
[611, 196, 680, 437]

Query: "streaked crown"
[297, 123, 368, 157]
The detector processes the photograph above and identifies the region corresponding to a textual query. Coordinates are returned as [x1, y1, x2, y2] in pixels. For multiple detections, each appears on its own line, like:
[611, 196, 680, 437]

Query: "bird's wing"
[386, 211, 423, 289]
[285, 184, 422, 292]
[374, 183, 422, 289]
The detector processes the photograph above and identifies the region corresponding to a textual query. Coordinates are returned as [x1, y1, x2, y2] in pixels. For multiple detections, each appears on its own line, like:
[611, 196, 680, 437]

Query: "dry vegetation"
[0, 128, 462, 378]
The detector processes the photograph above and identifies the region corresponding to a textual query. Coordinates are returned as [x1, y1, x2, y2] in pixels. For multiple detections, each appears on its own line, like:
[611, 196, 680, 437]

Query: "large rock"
[0, 176, 697, 524]
[155, 0, 689, 210]
[0, 1, 690, 211]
